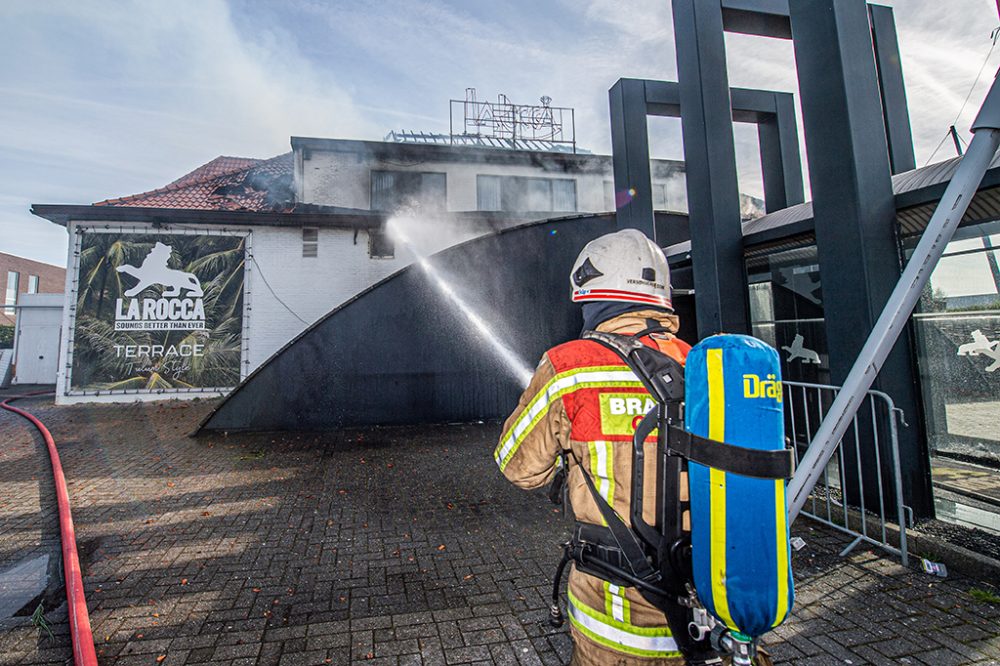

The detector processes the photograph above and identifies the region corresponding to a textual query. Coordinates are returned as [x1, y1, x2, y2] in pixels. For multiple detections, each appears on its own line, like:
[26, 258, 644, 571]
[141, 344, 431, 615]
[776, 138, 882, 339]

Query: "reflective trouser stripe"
[568, 589, 680, 658]
[495, 367, 642, 471]
[604, 582, 629, 624]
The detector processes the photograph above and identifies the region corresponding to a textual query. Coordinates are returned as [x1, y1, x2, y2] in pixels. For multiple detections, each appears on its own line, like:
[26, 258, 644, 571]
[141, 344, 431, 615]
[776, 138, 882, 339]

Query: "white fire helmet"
[569, 229, 672, 310]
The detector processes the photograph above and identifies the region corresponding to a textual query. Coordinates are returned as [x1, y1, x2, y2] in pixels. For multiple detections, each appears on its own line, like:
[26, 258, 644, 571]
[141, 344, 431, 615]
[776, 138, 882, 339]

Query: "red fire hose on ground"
[1, 393, 98, 666]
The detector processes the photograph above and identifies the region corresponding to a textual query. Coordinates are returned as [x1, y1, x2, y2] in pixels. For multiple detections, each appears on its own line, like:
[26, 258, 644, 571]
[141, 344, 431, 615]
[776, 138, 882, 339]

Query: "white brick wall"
[300, 145, 687, 215]
[247, 226, 411, 369]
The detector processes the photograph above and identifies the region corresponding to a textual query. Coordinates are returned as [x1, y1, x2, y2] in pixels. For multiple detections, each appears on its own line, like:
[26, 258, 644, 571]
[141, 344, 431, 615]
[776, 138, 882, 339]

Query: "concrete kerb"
[799, 501, 1000, 583]
[903, 525, 1000, 583]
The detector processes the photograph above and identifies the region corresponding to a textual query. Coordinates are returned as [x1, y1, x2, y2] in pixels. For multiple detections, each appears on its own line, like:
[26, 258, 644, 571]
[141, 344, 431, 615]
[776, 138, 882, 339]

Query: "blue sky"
[3, 0, 1000, 267]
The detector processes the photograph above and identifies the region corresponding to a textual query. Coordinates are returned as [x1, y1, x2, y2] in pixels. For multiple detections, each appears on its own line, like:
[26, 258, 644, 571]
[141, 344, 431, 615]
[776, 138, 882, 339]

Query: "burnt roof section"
[165, 156, 262, 188]
[94, 153, 294, 212]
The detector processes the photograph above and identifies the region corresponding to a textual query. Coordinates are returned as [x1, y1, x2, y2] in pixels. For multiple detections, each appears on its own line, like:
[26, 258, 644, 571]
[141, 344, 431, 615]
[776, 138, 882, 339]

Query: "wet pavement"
[0, 396, 998, 665]
[0, 390, 63, 636]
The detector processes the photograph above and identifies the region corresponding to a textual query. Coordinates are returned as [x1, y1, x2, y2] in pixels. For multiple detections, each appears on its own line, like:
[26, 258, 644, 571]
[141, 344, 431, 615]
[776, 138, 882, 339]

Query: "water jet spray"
[386, 218, 534, 388]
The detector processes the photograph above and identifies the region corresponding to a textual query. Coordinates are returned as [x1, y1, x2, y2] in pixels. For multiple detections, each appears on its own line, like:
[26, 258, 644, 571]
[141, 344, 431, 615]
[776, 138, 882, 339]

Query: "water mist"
[385, 217, 534, 389]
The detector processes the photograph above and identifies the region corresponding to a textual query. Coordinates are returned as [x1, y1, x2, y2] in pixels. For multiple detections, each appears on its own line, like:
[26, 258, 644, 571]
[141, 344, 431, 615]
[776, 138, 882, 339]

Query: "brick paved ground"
[0, 396, 998, 666]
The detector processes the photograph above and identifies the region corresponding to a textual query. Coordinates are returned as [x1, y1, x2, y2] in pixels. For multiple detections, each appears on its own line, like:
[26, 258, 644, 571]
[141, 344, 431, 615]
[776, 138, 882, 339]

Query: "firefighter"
[495, 228, 694, 665]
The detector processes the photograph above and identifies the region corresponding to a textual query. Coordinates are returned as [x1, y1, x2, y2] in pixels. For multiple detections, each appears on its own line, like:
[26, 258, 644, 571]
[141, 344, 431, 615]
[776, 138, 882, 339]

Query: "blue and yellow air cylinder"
[684, 334, 794, 639]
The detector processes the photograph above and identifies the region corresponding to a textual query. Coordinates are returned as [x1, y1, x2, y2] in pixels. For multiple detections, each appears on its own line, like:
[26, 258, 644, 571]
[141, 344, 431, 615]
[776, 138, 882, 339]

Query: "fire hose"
[1, 393, 98, 666]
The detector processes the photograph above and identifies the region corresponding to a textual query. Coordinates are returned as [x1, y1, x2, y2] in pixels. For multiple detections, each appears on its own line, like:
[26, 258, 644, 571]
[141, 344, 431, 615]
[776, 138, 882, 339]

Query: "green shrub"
[0, 326, 13, 349]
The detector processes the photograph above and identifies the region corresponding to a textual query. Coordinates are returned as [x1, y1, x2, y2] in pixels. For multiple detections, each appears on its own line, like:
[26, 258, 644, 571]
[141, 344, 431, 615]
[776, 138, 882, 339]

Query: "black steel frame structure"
[610, 0, 932, 517]
[610, 78, 805, 337]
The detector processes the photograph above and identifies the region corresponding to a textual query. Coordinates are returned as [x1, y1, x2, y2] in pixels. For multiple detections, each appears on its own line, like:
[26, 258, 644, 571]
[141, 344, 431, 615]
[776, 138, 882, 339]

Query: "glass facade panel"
[370, 170, 447, 212]
[908, 220, 1000, 533]
[28, 275, 39, 293]
[909, 221, 1000, 467]
[746, 245, 829, 385]
[476, 175, 577, 212]
[747, 244, 829, 465]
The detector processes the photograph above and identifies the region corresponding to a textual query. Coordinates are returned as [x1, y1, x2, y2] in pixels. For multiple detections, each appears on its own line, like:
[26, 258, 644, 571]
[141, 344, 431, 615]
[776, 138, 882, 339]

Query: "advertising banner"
[69, 229, 247, 393]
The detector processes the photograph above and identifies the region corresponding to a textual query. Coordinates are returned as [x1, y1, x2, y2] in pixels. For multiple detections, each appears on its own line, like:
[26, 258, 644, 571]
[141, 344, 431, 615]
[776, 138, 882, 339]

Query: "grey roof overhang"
[893, 153, 1000, 236]
[30, 204, 384, 229]
[28, 203, 594, 233]
[665, 154, 1000, 264]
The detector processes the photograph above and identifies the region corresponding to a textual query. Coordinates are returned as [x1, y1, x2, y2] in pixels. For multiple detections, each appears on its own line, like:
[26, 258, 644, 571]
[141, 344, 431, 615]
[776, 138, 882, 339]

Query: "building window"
[905, 220, 1000, 531]
[478, 176, 502, 211]
[4, 271, 18, 315]
[371, 171, 446, 212]
[476, 175, 577, 212]
[908, 222, 1000, 468]
[28, 275, 39, 294]
[303, 227, 318, 258]
[369, 229, 395, 259]
[653, 183, 669, 210]
[745, 245, 827, 385]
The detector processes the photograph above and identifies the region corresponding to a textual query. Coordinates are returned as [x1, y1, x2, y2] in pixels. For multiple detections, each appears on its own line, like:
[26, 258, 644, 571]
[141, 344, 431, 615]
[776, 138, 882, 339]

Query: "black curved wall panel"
[199, 215, 621, 432]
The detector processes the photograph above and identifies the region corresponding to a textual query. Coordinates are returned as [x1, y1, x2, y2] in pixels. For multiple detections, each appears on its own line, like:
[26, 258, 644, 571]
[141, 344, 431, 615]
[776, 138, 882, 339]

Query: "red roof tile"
[166, 156, 262, 189]
[94, 153, 293, 212]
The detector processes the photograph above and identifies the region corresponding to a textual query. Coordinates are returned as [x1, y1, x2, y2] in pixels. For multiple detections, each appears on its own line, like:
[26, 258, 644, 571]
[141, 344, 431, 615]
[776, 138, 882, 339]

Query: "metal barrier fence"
[784, 381, 911, 566]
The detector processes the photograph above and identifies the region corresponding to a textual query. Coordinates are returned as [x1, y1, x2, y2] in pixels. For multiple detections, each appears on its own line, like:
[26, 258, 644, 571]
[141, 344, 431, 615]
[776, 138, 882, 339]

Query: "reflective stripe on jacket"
[495, 310, 691, 662]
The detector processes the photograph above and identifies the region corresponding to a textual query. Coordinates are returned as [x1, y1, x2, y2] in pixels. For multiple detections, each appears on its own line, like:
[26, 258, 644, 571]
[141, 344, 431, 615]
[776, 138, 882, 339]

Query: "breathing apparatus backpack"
[547, 328, 796, 665]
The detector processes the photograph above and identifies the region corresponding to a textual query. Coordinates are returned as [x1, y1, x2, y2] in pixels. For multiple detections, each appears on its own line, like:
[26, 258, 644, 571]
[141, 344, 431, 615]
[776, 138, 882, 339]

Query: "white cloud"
[0, 0, 380, 265]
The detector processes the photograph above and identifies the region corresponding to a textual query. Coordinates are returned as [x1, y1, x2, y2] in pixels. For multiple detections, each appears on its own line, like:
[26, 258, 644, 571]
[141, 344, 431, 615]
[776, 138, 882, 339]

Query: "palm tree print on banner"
[71, 232, 246, 391]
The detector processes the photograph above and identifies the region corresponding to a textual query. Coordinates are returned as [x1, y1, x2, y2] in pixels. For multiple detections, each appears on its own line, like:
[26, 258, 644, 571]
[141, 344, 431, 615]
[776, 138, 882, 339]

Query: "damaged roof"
[93, 152, 294, 212]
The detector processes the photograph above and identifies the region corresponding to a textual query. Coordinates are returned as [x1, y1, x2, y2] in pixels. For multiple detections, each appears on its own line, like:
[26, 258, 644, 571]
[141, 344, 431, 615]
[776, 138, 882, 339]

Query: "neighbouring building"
[0, 252, 65, 327]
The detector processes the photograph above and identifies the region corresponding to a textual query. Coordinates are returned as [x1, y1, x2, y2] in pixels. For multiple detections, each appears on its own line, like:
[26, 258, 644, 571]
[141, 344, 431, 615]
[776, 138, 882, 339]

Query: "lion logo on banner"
[116, 242, 204, 297]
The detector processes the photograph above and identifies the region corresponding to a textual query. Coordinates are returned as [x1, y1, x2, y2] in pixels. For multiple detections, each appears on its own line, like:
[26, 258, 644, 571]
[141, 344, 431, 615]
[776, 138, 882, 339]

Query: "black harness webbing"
[669, 429, 795, 479]
[567, 448, 658, 583]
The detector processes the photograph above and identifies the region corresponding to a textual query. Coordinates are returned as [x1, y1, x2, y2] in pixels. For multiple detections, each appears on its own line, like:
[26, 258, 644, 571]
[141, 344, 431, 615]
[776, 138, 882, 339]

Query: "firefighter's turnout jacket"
[496, 310, 691, 665]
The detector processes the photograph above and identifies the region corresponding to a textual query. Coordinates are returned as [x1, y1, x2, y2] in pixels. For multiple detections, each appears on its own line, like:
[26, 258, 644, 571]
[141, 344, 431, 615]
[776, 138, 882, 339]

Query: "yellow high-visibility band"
[568, 588, 679, 658]
[773, 479, 790, 626]
[587, 440, 616, 526]
[495, 366, 642, 471]
[604, 582, 630, 624]
[707, 348, 735, 630]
